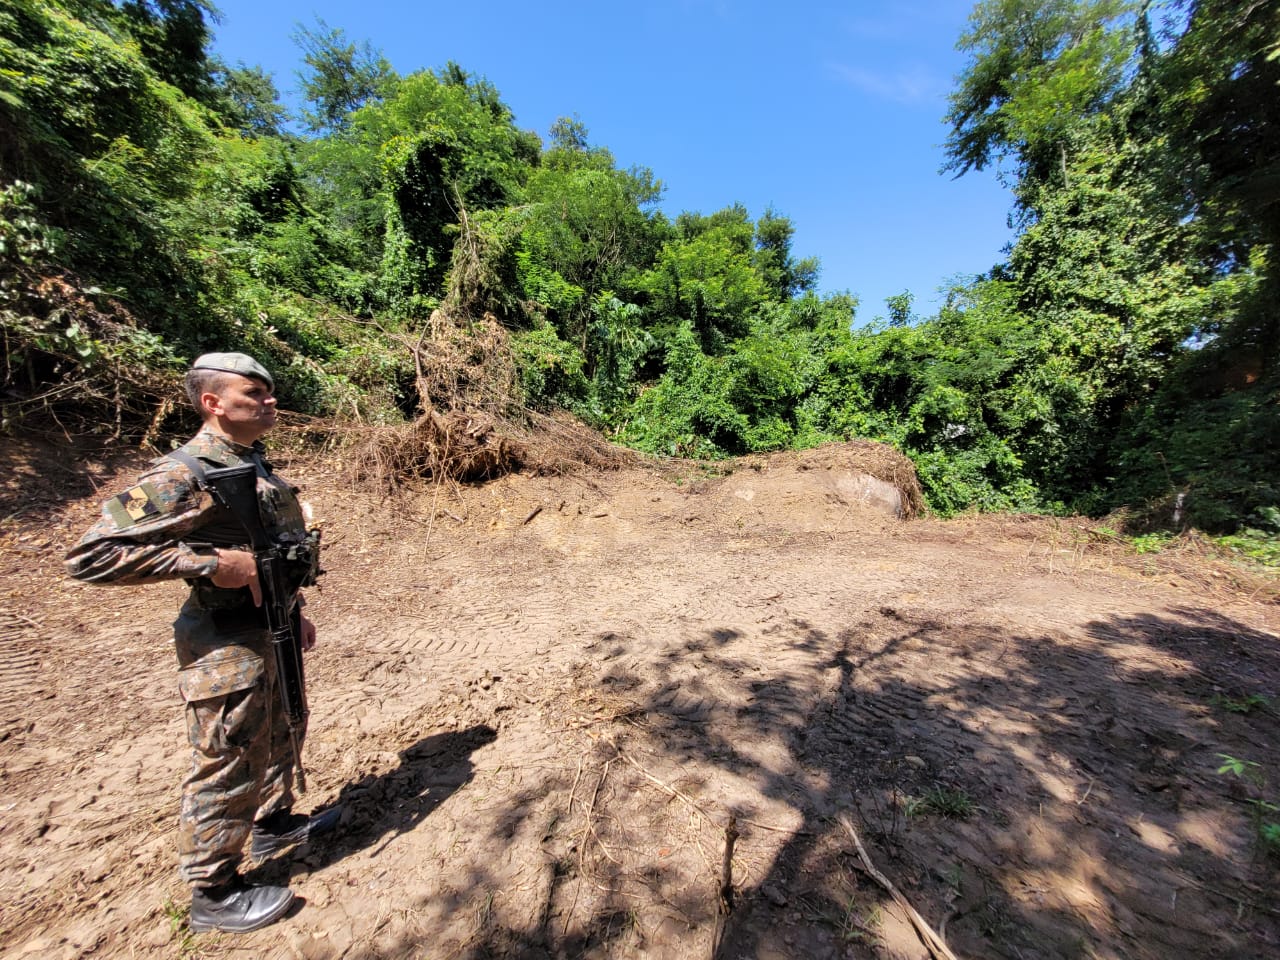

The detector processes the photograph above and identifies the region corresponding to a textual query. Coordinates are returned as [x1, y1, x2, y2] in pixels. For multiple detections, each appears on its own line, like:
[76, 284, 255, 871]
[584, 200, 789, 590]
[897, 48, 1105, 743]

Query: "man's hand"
[299, 613, 317, 652]
[211, 548, 262, 606]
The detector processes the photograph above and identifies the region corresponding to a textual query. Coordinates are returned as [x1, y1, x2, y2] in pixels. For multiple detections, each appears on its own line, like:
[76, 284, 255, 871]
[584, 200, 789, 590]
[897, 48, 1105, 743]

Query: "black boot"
[189, 878, 295, 933]
[251, 806, 341, 861]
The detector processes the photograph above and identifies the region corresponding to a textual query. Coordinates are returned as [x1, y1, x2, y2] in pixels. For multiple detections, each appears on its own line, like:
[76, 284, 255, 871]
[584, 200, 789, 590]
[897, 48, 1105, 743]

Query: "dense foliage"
[1, 0, 1275, 531]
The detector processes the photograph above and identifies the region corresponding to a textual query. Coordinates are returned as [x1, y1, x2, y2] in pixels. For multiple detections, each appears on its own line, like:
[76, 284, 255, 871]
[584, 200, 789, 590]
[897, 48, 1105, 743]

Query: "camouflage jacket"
[65, 428, 313, 609]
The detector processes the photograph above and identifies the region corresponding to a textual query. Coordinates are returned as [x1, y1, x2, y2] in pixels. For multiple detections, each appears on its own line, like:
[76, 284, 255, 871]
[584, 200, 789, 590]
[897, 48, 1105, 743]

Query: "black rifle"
[203, 463, 309, 793]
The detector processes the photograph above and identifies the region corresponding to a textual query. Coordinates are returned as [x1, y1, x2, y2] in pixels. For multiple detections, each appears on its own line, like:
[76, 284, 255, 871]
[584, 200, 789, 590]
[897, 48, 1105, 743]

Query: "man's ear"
[200, 391, 224, 418]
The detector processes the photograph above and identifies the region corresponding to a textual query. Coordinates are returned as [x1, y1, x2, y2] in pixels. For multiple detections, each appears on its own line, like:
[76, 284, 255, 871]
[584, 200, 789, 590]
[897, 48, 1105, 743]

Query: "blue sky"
[209, 1, 1014, 323]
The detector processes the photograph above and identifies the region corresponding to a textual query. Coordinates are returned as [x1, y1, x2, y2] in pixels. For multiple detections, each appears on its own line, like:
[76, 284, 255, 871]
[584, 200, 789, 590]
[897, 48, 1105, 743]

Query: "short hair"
[184, 368, 233, 418]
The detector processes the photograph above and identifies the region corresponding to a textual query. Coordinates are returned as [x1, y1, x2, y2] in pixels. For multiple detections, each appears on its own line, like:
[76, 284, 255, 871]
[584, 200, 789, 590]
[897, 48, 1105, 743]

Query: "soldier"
[66, 352, 339, 934]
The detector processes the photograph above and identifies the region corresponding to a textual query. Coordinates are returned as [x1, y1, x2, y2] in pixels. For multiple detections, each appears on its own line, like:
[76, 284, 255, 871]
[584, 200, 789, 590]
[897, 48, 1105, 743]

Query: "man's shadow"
[252, 723, 497, 885]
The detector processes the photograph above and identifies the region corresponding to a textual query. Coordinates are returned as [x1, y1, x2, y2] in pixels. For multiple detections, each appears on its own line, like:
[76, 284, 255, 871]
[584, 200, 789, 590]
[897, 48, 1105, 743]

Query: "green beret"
[191, 352, 274, 391]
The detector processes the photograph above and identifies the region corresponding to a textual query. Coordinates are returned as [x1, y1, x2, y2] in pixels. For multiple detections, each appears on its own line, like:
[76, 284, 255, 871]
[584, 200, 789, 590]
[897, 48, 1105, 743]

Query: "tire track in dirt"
[0, 612, 48, 739]
[320, 519, 1269, 960]
[793, 586, 1277, 959]
[6, 452, 1280, 959]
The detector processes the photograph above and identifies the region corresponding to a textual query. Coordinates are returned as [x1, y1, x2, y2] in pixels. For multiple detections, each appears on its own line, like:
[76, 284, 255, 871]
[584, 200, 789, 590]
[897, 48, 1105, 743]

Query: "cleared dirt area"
[1, 436, 1278, 959]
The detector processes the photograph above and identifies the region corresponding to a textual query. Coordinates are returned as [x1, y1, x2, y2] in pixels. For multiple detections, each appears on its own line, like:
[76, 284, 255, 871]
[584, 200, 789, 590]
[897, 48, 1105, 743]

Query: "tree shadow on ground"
[711, 605, 1280, 960]
[344, 603, 1280, 959]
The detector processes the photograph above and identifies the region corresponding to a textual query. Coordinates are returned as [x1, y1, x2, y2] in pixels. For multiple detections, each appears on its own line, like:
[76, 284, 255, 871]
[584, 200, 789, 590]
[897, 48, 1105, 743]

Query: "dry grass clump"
[344, 309, 524, 490]
[517, 409, 640, 475]
[347, 406, 528, 488]
[415, 308, 523, 421]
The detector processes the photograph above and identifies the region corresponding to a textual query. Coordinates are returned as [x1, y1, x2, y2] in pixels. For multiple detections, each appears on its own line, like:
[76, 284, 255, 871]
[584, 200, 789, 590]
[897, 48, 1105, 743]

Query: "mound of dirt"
[707, 441, 924, 527]
[1, 438, 1278, 960]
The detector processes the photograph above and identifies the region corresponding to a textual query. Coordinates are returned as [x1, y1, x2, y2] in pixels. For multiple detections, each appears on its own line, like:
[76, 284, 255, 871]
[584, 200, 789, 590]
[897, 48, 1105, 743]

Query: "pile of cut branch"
[344, 309, 524, 488]
[345, 308, 636, 492]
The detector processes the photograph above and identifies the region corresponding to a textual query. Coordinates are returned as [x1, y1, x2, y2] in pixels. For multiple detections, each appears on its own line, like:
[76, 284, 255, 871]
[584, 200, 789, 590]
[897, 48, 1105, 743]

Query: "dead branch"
[584, 760, 621, 867]
[838, 814, 960, 960]
[0, 610, 43, 630]
[564, 756, 618, 938]
[611, 746, 804, 836]
[567, 754, 584, 815]
[611, 746, 721, 831]
[346, 303, 638, 494]
[710, 814, 739, 959]
[719, 815, 738, 913]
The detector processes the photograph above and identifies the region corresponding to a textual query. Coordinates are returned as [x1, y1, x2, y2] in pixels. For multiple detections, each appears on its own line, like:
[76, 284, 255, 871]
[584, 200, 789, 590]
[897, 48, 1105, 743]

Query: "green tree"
[636, 205, 768, 354]
[752, 207, 818, 300]
[299, 62, 537, 316]
[293, 19, 396, 134]
[518, 118, 665, 356]
[118, 0, 217, 102]
[1158, 0, 1280, 257]
[944, 0, 1139, 188]
[0, 0, 216, 296]
[617, 321, 746, 458]
[590, 294, 653, 416]
[211, 60, 288, 137]
[939, 0, 1277, 524]
[548, 114, 590, 152]
[884, 291, 915, 327]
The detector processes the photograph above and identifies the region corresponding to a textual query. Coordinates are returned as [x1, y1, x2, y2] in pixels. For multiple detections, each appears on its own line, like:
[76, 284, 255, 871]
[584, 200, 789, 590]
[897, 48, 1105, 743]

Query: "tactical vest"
[165, 439, 321, 610]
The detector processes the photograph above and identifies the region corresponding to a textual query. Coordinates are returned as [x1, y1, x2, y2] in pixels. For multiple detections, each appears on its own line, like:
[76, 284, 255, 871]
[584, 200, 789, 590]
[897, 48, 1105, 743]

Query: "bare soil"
[1, 437, 1278, 960]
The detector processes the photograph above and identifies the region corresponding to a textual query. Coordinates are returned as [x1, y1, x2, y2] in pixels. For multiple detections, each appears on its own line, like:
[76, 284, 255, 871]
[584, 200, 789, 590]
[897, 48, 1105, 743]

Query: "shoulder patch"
[106, 482, 165, 528]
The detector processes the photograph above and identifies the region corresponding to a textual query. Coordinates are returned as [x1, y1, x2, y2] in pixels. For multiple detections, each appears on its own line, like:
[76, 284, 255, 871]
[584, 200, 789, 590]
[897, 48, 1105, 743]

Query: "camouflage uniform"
[66, 428, 317, 887]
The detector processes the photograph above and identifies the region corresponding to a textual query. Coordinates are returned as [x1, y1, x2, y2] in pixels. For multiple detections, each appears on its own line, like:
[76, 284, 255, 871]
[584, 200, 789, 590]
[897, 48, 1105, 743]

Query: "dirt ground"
[1, 435, 1278, 960]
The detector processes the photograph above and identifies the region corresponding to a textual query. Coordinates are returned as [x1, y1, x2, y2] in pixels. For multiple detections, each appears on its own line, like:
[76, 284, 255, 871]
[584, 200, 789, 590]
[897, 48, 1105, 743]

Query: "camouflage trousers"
[173, 605, 304, 887]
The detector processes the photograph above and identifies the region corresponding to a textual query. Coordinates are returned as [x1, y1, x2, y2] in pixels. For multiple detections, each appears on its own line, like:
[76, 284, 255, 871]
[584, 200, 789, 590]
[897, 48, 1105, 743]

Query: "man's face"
[203, 373, 277, 441]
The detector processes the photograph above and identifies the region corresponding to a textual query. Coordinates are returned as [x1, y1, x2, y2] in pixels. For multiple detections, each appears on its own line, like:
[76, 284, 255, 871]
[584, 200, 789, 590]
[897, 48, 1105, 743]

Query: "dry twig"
[567, 754, 584, 815]
[838, 814, 960, 960]
[563, 757, 618, 938]
[611, 748, 721, 831]
[0, 610, 43, 630]
[710, 815, 739, 958]
[719, 815, 738, 914]
[612, 746, 803, 836]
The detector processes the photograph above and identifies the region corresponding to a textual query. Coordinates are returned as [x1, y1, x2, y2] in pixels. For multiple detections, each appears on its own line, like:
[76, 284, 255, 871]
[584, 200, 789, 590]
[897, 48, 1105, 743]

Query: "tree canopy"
[1, 0, 1275, 533]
